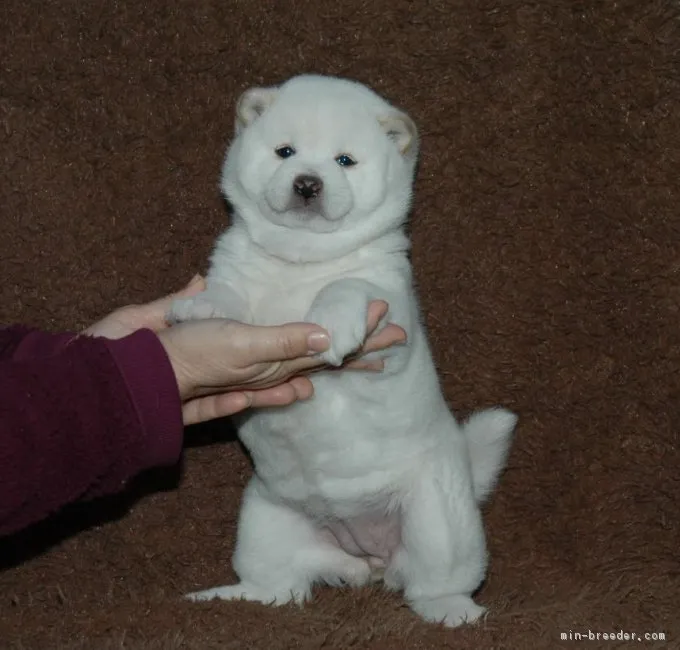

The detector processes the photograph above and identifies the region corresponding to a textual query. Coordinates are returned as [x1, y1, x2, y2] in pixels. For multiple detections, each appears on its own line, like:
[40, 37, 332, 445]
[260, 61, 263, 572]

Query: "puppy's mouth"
[285, 194, 326, 218]
[266, 173, 332, 223]
[263, 172, 351, 229]
[283, 173, 327, 219]
[263, 200, 340, 234]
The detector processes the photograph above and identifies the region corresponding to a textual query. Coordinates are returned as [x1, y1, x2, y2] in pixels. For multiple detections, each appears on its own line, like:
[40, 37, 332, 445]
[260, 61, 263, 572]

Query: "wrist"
[157, 329, 193, 401]
[101, 328, 184, 467]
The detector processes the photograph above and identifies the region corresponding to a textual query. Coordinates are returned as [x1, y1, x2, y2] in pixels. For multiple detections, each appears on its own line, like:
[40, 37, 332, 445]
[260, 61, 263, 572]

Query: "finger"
[362, 323, 407, 354]
[215, 323, 405, 390]
[155, 274, 207, 308]
[179, 274, 206, 293]
[246, 308, 392, 380]
[365, 300, 388, 336]
[220, 354, 325, 392]
[338, 323, 406, 372]
[137, 275, 208, 330]
[265, 353, 329, 383]
[245, 376, 315, 409]
[285, 376, 315, 400]
[242, 322, 330, 364]
[182, 390, 251, 425]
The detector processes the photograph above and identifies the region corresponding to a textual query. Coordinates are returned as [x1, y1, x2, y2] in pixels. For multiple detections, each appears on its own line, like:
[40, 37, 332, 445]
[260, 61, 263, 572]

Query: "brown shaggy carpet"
[1, 1, 678, 648]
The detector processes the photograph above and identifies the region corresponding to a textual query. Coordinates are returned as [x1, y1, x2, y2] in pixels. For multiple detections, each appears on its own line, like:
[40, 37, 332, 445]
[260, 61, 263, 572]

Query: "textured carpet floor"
[1, 1, 679, 648]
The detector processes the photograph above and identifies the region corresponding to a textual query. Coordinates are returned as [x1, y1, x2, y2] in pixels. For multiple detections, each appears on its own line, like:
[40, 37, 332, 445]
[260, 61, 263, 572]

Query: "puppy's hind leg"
[386, 421, 489, 627]
[186, 476, 371, 606]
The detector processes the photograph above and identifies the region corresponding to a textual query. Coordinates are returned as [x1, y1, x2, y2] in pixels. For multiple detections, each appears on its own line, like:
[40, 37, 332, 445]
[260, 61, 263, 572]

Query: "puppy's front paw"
[167, 295, 230, 324]
[305, 301, 368, 367]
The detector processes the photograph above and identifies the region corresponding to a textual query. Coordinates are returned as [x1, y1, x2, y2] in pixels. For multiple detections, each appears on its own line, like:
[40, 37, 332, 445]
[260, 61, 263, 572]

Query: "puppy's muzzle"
[293, 175, 323, 201]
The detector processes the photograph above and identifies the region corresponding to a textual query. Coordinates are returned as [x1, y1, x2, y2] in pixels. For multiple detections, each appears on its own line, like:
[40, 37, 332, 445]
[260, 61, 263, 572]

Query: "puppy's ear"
[379, 111, 419, 156]
[235, 86, 279, 133]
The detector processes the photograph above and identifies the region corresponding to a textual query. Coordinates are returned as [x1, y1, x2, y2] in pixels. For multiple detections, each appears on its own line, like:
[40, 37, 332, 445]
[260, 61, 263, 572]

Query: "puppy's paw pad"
[410, 594, 486, 628]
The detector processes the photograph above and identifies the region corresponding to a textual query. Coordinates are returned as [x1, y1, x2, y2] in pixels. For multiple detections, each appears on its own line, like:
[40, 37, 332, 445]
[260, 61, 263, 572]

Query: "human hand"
[83, 274, 208, 340]
[159, 301, 404, 424]
[84, 276, 407, 424]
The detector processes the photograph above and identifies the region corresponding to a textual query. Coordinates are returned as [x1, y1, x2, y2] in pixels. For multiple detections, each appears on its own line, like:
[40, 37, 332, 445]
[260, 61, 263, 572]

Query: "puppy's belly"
[321, 509, 401, 565]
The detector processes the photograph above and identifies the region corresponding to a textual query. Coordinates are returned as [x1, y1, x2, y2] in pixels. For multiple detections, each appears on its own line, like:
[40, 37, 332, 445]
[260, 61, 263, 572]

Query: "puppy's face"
[221, 75, 419, 262]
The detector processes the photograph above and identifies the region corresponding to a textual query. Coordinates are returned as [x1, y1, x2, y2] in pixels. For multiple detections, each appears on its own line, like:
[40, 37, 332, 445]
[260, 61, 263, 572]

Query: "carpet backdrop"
[1, 1, 679, 648]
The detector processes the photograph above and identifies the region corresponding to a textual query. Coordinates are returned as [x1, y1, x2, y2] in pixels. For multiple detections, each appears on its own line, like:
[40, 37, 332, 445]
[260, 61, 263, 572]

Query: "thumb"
[163, 274, 206, 303]
[242, 322, 330, 364]
[142, 275, 206, 324]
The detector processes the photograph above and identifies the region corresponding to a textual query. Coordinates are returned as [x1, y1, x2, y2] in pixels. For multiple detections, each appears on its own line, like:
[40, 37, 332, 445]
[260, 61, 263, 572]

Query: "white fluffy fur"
[170, 74, 517, 627]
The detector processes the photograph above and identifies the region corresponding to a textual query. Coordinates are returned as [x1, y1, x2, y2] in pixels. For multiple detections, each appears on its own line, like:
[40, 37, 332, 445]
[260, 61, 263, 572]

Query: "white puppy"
[170, 74, 516, 627]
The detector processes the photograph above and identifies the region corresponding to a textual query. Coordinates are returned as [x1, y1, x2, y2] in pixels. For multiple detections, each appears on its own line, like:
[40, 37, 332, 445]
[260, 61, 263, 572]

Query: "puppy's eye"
[335, 154, 357, 167]
[275, 145, 296, 159]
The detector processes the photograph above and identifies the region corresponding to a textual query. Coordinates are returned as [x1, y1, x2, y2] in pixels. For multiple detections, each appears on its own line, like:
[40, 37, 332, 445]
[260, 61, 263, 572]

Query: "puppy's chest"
[245, 276, 330, 324]
[235, 257, 378, 324]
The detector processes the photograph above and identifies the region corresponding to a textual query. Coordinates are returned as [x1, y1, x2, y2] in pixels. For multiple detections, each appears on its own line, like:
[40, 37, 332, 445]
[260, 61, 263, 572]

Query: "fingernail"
[307, 332, 330, 353]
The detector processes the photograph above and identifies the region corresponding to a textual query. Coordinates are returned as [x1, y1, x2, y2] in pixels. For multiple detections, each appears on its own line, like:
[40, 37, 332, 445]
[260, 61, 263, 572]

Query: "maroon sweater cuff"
[101, 329, 184, 471]
[0, 326, 185, 536]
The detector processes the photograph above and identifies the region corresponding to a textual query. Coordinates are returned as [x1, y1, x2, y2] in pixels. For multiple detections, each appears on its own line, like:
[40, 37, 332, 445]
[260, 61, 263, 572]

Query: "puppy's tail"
[462, 407, 517, 504]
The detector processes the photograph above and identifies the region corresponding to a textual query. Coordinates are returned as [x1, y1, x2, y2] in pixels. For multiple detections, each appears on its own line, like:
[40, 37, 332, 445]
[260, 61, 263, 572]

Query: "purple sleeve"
[0, 326, 184, 537]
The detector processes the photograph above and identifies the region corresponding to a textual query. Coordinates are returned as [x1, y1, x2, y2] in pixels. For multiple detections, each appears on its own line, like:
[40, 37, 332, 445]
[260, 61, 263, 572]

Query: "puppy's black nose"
[293, 175, 323, 200]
